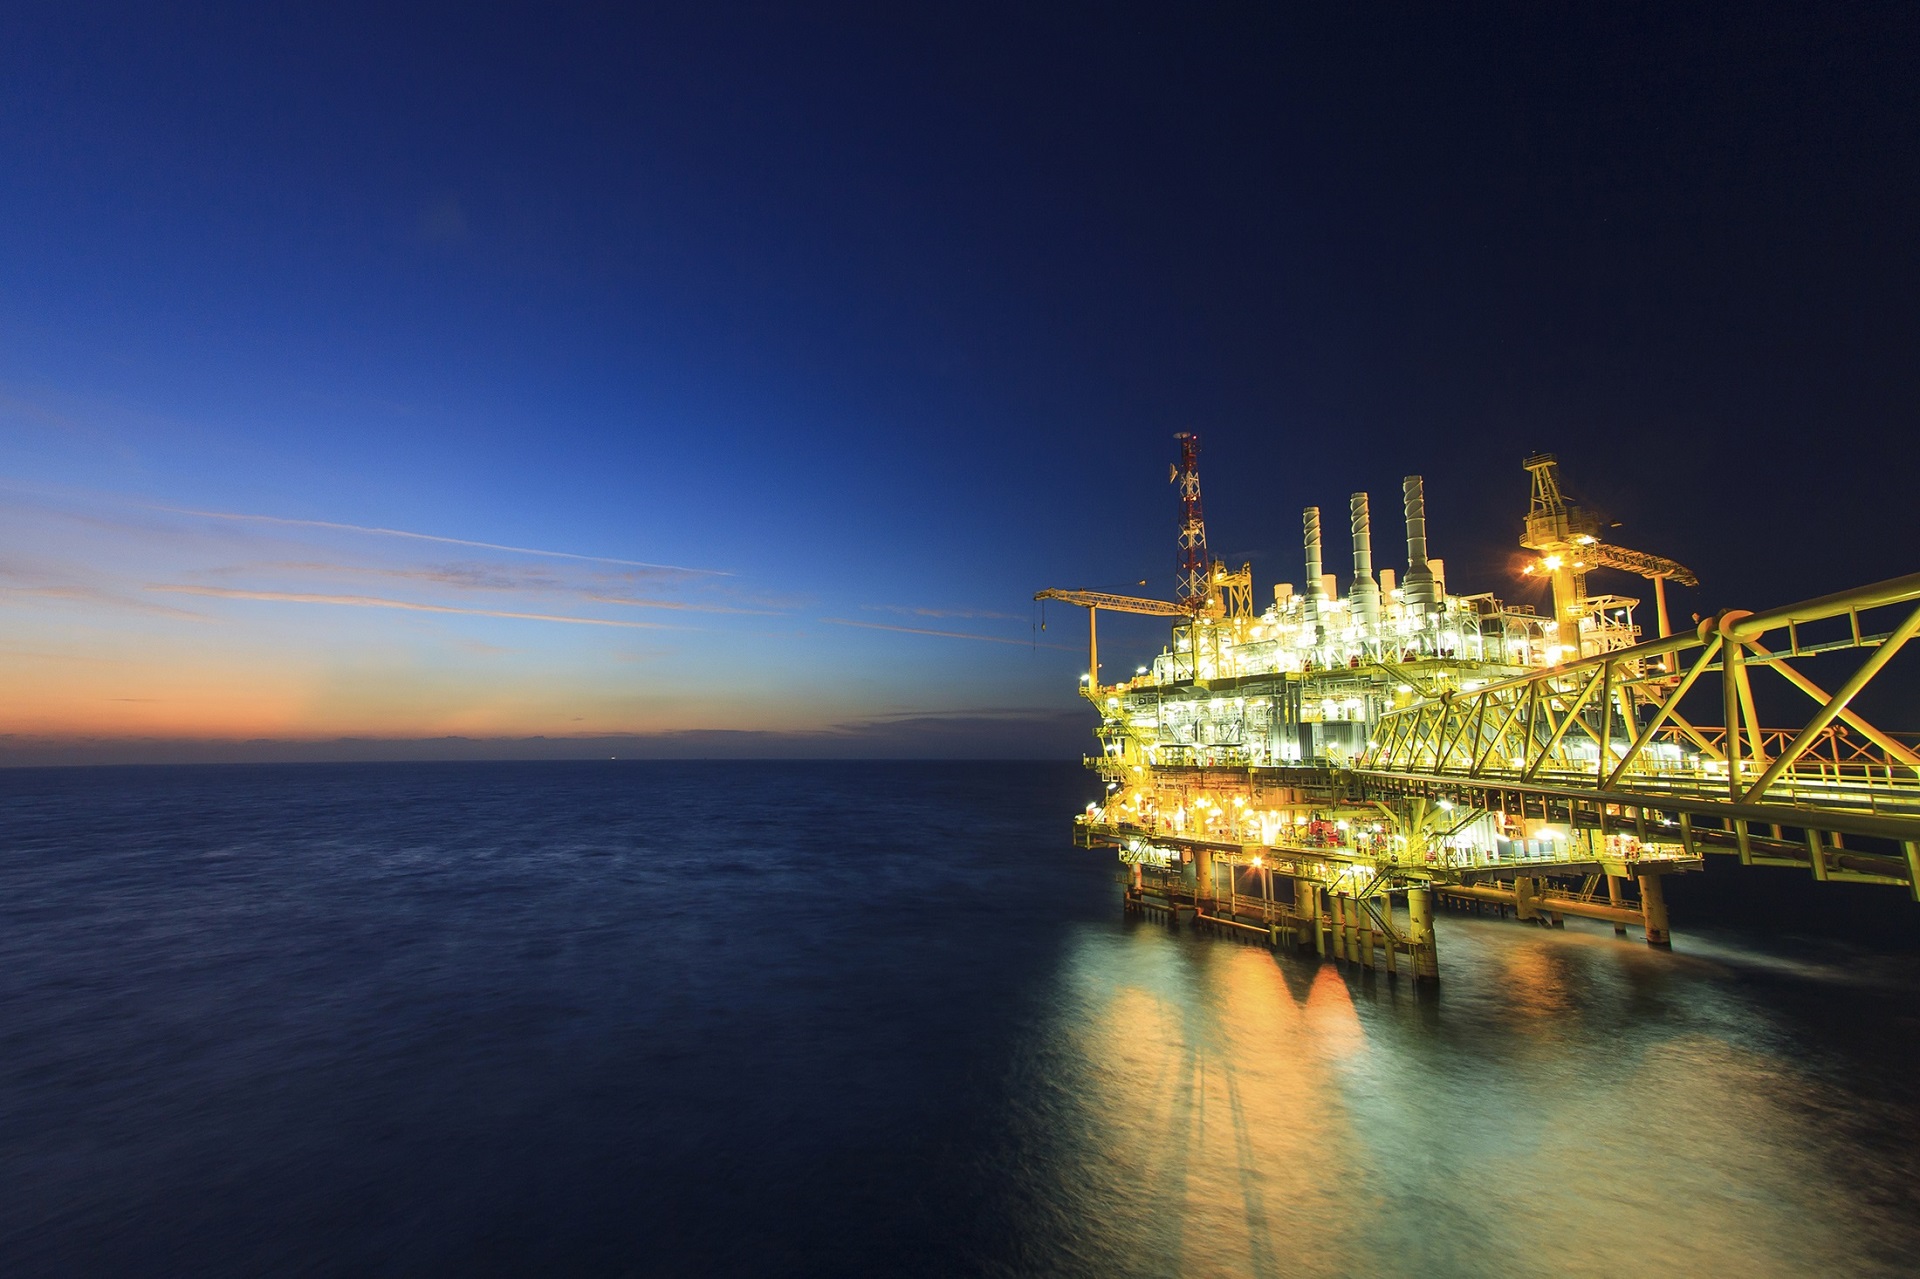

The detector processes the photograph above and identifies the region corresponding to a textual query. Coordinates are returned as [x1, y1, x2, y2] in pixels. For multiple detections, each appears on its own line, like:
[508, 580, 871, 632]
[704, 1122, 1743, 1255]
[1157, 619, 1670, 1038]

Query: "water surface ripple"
[3, 761, 1917, 1276]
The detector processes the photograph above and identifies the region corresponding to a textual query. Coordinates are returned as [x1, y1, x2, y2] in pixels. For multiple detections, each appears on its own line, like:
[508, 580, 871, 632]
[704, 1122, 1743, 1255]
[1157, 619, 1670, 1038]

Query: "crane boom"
[1586, 542, 1698, 587]
[1521, 452, 1699, 644]
[1033, 589, 1186, 616]
[1034, 588, 1185, 691]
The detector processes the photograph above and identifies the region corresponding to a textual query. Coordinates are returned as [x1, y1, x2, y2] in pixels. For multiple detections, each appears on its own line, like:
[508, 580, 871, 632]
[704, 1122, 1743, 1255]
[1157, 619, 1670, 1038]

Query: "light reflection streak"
[1007, 917, 1906, 1278]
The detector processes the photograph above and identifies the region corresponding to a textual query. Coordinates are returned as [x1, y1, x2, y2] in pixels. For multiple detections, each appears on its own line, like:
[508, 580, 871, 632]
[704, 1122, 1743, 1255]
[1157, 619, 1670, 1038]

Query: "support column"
[1654, 575, 1674, 673]
[1307, 883, 1325, 956]
[1606, 875, 1627, 934]
[1514, 876, 1539, 922]
[1088, 607, 1099, 689]
[1195, 846, 1214, 905]
[1806, 828, 1830, 883]
[1408, 886, 1438, 983]
[1638, 873, 1671, 948]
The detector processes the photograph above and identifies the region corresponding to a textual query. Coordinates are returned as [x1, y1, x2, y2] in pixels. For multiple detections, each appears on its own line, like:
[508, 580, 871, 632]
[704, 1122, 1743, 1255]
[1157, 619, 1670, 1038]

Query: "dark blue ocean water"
[4, 760, 1920, 1277]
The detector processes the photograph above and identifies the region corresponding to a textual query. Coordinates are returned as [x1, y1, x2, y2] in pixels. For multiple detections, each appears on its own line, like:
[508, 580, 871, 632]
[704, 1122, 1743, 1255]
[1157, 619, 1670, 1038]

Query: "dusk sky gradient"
[3, 4, 1917, 761]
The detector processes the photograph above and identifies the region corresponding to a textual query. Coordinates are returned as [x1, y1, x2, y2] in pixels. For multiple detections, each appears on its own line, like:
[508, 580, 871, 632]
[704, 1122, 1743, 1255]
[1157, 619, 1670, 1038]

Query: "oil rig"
[1038, 436, 1920, 981]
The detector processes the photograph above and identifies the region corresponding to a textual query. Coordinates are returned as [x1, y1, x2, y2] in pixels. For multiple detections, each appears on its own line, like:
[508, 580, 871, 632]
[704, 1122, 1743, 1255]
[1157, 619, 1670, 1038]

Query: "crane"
[1521, 453, 1697, 652]
[1034, 588, 1186, 690]
[1036, 434, 1220, 689]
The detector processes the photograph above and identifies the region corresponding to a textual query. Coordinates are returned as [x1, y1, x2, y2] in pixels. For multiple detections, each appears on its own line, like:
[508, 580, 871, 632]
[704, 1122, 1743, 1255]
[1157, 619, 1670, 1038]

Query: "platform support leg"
[1638, 872, 1671, 948]
[1607, 875, 1627, 934]
[1409, 886, 1438, 984]
[1514, 876, 1539, 923]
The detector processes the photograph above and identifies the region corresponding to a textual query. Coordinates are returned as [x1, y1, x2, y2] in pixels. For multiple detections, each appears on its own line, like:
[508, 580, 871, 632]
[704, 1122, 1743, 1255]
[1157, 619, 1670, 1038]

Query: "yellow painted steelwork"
[1044, 448, 1920, 979]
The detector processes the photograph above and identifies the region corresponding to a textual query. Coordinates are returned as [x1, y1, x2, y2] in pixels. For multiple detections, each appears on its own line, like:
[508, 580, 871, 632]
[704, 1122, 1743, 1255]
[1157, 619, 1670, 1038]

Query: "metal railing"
[1357, 571, 1920, 836]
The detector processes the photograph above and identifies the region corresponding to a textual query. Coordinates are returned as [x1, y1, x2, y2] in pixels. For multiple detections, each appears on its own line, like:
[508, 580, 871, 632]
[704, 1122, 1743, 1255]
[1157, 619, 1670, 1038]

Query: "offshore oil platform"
[1039, 436, 1920, 981]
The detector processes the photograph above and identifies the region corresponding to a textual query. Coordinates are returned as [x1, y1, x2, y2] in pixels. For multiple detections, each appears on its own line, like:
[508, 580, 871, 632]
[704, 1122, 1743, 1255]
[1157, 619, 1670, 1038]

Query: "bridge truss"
[1356, 571, 1920, 892]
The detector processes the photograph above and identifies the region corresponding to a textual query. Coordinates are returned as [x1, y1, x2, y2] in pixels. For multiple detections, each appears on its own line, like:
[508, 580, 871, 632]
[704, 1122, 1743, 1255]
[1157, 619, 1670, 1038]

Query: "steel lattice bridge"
[1360, 571, 1920, 884]
[1043, 445, 1920, 982]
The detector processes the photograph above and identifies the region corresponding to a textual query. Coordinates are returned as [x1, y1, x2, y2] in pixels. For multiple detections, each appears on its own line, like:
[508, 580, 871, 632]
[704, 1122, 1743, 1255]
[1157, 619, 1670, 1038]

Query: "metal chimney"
[1304, 507, 1325, 595]
[1303, 506, 1325, 636]
[1402, 475, 1438, 612]
[1349, 492, 1380, 624]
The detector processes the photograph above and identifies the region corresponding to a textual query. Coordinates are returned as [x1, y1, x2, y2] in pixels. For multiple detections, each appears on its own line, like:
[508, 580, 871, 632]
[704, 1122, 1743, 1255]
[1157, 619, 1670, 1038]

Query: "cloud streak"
[148, 584, 678, 630]
[0, 712, 1094, 764]
[0, 564, 211, 621]
[861, 603, 1025, 621]
[190, 559, 781, 614]
[153, 505, 728, 576]
[580, 591, 782, 615]
[821, 617, 1075, 650]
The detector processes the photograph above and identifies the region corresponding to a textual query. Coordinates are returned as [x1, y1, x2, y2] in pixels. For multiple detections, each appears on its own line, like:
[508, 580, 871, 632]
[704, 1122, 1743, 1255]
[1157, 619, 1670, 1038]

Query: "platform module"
[1039, 439, 1920, 980]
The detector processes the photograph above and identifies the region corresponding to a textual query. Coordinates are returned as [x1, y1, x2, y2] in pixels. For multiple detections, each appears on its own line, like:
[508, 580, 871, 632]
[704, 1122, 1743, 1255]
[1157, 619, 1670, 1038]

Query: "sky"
[2, 3, 1917, 762]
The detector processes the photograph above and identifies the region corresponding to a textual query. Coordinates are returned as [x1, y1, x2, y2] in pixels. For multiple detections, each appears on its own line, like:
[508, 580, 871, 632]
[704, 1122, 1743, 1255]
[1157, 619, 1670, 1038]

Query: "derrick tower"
[1521, 453, 1698, 655]
[1171, 433, 1209, 615]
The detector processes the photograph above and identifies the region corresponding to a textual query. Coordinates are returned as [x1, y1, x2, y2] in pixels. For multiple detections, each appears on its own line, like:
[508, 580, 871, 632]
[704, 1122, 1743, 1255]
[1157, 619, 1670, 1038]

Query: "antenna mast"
[1171, 432, 1209, 615]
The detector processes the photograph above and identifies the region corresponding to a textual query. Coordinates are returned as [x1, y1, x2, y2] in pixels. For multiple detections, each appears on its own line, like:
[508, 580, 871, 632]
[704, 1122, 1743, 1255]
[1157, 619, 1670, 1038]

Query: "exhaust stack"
[1304, 507, 1324, 598]
[1402, 474, 1438, 612]
[1349, 492, 1381, 624]
[1304, 506, 1326, 637]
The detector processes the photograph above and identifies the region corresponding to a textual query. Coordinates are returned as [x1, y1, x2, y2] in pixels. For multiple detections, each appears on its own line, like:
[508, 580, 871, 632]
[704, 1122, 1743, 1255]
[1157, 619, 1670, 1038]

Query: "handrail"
[1732, 571, 1920, 637]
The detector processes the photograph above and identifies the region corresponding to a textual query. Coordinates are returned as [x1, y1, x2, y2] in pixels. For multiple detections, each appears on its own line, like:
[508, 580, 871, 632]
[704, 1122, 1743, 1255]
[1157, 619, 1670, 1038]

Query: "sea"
[3, 760, 1919, 1277]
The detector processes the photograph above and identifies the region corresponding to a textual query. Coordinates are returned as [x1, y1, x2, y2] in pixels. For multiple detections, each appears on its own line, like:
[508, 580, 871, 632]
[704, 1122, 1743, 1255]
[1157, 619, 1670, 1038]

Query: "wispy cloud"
[151, 505, 728, 576]
[821, 617, 1075, 650]
[861, 705, 1070, 720]
[199, 560, 572, 589]
[148, 584, 679, 630]
[580, 591, 781, 616]
[191, 559, 781, 614]
[0, 714, 1091, 764]
[861, 603, 1025, 621]
[0, 564, 210, 621]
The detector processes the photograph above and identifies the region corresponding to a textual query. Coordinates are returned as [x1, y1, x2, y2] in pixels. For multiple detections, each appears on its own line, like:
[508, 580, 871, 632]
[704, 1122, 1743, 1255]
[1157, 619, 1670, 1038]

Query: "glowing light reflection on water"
[1000, 913, 1920, 1278]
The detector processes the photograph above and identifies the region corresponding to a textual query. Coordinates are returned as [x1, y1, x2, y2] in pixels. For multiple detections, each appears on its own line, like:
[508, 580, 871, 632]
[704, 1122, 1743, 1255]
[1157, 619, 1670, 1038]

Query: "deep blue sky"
[2, 4, 1916, 759]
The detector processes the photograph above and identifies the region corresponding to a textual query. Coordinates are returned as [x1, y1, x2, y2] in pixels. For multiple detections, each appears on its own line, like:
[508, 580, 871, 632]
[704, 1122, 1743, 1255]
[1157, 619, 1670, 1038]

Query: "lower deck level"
[1126, 858, 1675, 984]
